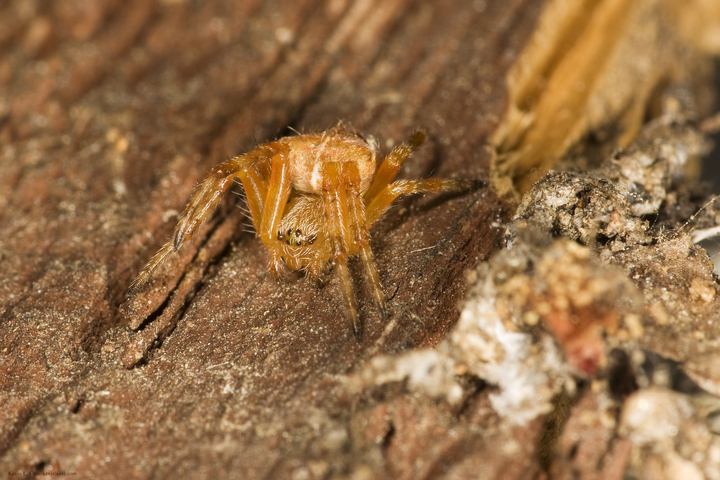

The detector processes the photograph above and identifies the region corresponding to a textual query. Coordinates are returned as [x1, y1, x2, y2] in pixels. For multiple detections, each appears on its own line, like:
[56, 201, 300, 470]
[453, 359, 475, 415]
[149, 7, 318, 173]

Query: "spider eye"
[277, 231, 284, 240]
[295, 229, 302, 236]
[295, 240, 302, 246]
[308, 234, 317, 245]
[287, 229, 293, 236]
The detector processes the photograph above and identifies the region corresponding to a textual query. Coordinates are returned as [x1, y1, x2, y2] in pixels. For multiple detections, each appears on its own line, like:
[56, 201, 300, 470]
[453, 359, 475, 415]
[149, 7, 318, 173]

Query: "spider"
[130, 125, 474, 340]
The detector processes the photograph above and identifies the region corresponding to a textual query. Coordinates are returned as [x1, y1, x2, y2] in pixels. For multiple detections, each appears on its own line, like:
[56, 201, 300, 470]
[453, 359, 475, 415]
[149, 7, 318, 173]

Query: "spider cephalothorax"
[130, 126, 473, 339]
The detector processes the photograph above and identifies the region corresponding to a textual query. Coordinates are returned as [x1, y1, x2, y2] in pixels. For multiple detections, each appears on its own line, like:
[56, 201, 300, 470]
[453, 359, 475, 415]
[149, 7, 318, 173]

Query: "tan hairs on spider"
[129, 125, 478, 340]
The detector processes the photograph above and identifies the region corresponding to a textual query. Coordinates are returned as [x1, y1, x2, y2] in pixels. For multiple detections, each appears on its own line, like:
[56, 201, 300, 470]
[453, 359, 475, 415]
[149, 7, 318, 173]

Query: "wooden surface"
[0, 1, 544, 478]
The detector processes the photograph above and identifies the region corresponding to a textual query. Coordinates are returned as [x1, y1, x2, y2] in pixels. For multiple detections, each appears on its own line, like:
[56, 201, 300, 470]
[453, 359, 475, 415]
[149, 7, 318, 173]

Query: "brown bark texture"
[0, 1, 539, 478]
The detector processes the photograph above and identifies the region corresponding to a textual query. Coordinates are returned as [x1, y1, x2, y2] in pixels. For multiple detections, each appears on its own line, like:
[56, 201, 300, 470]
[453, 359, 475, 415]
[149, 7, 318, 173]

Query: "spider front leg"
[322, 163, 363, 340]
[129, 146, 276, 292]
[256, 151, 294, 276]
[348, 189, 387, 320]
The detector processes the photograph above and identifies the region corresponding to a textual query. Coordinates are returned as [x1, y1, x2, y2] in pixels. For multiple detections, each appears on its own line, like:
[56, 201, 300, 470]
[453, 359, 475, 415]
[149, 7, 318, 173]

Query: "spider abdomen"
[285, 129, 377, 194]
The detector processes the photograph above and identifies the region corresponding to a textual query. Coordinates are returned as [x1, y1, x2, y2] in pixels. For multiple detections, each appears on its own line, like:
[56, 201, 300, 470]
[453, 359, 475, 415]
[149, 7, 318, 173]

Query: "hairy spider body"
[130, 126, 473, 340]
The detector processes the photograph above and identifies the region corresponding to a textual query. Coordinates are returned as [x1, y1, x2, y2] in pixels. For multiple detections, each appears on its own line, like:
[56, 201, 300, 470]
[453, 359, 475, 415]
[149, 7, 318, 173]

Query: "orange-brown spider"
[130, 126, 473, 339]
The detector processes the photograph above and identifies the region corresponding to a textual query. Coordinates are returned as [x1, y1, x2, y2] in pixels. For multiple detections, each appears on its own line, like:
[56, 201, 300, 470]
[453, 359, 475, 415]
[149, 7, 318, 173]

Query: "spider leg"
[129, 146, 276, 292]
[365, 178, 474, 226]
[237, 167, 268, 233]
[348, 188, 387, 320]
[363, 130, 426, 203]
[173, 162, 244, 250]
[257, 151, 293, 276]
[323, 163, 362, 340]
